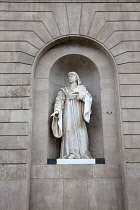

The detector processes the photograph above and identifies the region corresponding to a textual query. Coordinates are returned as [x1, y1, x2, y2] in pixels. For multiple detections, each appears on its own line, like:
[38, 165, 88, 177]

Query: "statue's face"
[68, 74, 77, 83]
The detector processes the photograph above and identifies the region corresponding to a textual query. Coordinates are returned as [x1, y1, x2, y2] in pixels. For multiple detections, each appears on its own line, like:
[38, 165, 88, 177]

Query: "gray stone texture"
[0, 1, 139, 210]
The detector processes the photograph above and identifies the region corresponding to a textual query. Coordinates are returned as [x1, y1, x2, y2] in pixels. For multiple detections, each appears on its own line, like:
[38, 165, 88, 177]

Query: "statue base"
[47, 158, 105, 165]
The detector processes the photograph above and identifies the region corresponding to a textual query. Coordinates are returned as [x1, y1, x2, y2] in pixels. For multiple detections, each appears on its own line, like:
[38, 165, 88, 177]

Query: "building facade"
[0, 0, 140, 209]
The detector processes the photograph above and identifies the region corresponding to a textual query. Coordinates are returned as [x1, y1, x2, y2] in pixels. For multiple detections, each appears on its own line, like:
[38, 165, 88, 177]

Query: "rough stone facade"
[0, 0, 140, 209]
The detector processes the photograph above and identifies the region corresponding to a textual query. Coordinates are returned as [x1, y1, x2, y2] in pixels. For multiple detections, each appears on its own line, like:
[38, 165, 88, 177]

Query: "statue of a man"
[51, 72, 92, 159]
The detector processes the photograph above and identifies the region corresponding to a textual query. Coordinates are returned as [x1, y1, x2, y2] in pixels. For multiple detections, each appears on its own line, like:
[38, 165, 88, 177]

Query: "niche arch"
[32, 38, 120, 164]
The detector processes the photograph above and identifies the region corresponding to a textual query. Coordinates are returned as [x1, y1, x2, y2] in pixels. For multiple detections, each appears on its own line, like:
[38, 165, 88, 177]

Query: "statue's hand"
[50, 110, 59, 118]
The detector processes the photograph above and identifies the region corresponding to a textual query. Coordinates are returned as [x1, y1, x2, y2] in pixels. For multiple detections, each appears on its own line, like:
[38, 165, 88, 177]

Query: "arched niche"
[32, 40, 120, 164]
[49, 54, 103, 158]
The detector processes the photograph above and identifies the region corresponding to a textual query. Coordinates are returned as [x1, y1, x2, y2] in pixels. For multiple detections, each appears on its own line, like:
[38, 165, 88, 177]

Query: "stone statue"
[51, 72, 92, 159]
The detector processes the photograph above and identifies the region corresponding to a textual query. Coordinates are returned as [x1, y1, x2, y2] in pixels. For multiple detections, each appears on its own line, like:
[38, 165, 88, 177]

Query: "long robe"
[52, 85, 92, 159]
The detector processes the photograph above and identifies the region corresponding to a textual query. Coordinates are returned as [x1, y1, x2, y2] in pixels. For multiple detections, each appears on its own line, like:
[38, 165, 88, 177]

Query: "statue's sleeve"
[77, 86, 92, 123]
[51, 89, 65, 138]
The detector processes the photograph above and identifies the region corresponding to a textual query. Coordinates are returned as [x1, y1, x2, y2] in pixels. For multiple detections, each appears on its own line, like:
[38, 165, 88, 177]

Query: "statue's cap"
[68, 72, 81, 85]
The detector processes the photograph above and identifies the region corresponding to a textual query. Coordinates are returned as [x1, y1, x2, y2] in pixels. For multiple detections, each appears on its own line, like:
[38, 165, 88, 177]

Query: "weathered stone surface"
[119, 74, 140, 85]
[0, 86, 31, 97]
[88, 178, 123, 210]
[0, 98, 31, 109]
[126, 163, 140, 178]
[104, 149, 121, 164]
[30, 179, 63, 210]
[66, 3, 81, 34]
[93, 164, 121, 178]
[64, 179, 88, 210]
[0, 180, 28, 210]
[122, 109, 140, 121]
[123, 122, 140, 134]
[0, 164, 26, 180]
[118, 63, 140, 74]
[60, 165, 92, 178]
[0, 110, 30, 122]
[120, 85, 140, 96]
[0, 123, 28, 135]
[0, 150, 27, 164]
[31, 150, 47, 165]
[0, 74, 31, 85]
[121, 97, 140, 108]
[125, 149, 140, 163]
[31, 165, 59, 178]
[0, 136, 28, 149]
[124, 135, 140, 149]
[0, 63, 31, 74]
[126, 178, 140, 210]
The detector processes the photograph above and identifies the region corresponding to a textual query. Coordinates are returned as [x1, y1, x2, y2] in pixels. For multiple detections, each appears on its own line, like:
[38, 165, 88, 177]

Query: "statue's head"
[68, 72, 81, 85]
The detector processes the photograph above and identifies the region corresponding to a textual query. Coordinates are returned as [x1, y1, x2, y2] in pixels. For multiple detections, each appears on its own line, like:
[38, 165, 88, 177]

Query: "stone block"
[123, 122, 140, 134]
[104, 149, 121, 164]
[124, 135, 140, 149]
[0, 41, 38, 56]
[0, 31, 44, 50]
[102, 113, 117, 125]
[105, 31, 140, 49]
[46, 3, 69, 36]
[35, 79, 49, 90]
[60, 165, 92, 178]
[101, 89, 115, 101]
[0, 123, 28, 135]
[30, 179, 63, 210]
[103, 125, 118, 137]
[34, 89, 49, 102]
[0, 63, 31, 74]
[0, 180, 28, 210]
[121, 97, 140, 108]
[0, 98, 31, 110]
[126, 178, 140, 210]
[0, 21, 48, 46]
[119, 74, 140, 85]
[31, 150, 47, 165]
[126, 163, 140, 178]
[0, 150, 27, 164]
[0, 74, 31, 86]
[80, 3, 95, 35]
[120, 85, 140, 96]
[0, 136, 28, 149]
[0, 86, 31, 97]
[101, 100, 116, 113]
[0, 52, 34, 65]
[118, 63, 140, 74]
[31, 165, 59, 178]
[64, 179, 88, 210]
[100, 78, 115, 89]
[33, 124, 48, 138]
[88, 178, 123, 210]
[122, 109, 140, 121]
[66, 3, 81, 34]
[116, 52, 140, 64]
[0, 110, 30, 122]
[104, 137, 119, 150]
[32, 137, 47, 150]
[35, 64, 49, 79]
[111, 40, 140, 57]
[42, 12, 60, 38]
[0, 164, 26, 180]
[125, 149, 140, 163]
[93, 164, 121, 178]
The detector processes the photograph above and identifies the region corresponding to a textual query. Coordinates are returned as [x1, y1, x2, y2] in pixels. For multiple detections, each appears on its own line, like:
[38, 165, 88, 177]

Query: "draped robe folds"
[52, 85, 92, 159]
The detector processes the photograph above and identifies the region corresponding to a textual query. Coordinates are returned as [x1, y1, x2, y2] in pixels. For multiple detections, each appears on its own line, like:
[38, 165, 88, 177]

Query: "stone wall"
[0, 1, 140, 210]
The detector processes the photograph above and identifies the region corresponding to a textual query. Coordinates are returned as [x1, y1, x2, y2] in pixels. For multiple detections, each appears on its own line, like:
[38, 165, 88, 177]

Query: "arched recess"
[32, 37, 120, 165]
